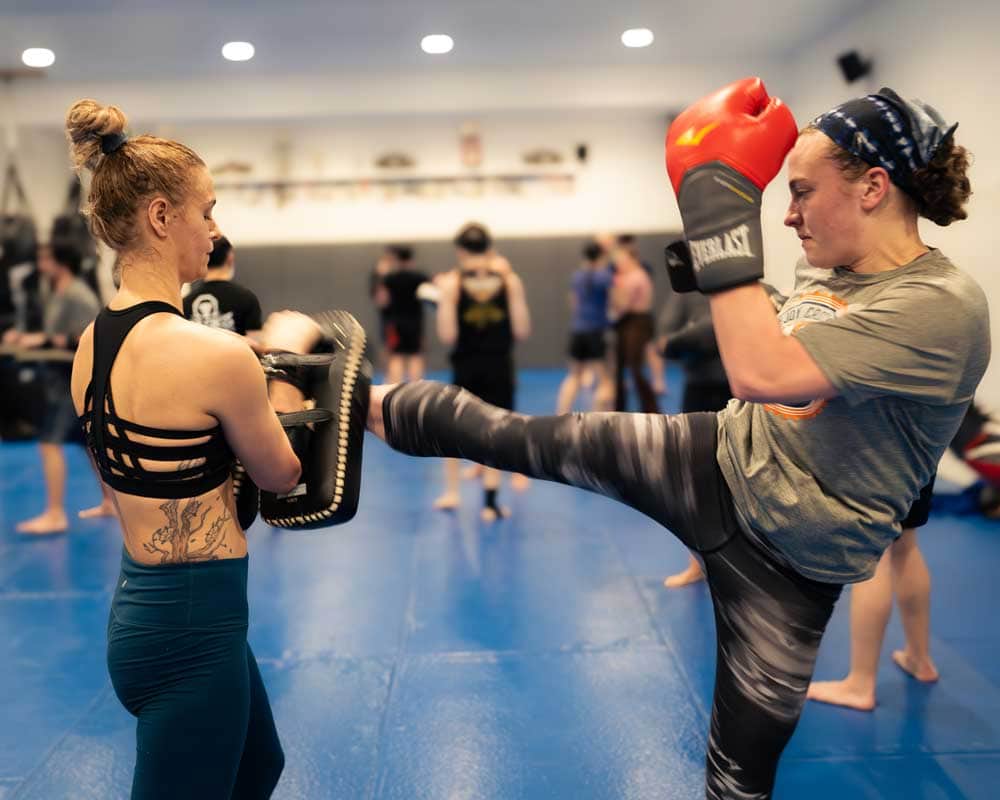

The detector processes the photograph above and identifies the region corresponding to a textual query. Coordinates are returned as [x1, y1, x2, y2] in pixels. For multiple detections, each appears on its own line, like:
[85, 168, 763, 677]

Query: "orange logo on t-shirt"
[764, 291, 848, 421]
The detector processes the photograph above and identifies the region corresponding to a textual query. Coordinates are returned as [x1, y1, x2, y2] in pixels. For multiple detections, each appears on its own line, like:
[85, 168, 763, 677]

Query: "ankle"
[902, 647, 932, 663]
[840, 672, 877, 693]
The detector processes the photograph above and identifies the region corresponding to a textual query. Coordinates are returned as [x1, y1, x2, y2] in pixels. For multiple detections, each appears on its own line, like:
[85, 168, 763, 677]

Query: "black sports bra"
[80, 301, 235, 499]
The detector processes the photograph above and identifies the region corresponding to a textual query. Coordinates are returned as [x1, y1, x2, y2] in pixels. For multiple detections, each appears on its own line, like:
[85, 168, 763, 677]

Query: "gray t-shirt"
[717, 250, 990, 583]
[43, 277, 100, 340]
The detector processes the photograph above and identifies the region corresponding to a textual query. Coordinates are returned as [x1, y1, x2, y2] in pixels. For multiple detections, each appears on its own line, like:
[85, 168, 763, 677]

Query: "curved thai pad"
[260, 310, 372, 529]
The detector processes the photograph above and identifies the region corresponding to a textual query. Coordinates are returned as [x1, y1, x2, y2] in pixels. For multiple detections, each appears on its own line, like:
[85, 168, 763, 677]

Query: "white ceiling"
[2, 0, 871, 82]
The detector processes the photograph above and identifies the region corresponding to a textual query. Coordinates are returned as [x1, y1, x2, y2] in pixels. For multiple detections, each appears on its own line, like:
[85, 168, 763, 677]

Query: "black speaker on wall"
[837, 50, 872, 83]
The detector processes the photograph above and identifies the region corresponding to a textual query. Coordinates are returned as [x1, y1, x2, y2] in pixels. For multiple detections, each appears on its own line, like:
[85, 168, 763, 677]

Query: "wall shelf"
[213, 172, 576, 204]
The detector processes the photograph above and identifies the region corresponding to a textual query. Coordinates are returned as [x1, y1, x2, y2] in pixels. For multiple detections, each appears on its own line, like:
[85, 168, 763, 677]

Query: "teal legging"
[107, 551, 284, 799]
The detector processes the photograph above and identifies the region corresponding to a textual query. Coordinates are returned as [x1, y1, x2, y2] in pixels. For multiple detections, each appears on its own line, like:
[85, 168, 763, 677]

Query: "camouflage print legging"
[382, 380, 842, 799]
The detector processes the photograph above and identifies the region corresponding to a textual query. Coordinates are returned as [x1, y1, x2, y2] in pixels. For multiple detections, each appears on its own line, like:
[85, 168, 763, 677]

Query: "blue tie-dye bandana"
[811, 88, 958, 197]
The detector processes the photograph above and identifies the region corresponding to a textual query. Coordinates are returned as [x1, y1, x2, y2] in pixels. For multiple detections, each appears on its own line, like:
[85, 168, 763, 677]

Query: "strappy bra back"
[80, 301, 234, 499]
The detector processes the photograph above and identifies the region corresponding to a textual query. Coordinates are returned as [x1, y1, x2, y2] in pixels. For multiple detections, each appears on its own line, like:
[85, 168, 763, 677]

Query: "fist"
[666, 77, 797, 195]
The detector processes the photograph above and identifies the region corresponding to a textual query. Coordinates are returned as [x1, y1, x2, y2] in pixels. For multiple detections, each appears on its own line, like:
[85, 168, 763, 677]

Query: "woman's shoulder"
[151, 315, 260, 373]
[900, 250, 986, 306]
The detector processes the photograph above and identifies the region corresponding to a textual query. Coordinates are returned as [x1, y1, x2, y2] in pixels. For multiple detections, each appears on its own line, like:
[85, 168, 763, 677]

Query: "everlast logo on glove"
[689, 224, 755, 271]
[664, 77, 797, 294]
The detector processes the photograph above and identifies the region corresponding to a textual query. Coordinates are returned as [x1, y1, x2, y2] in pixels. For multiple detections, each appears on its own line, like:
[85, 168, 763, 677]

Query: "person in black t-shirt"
[372, 245, 430, 383]
[183, 236, 262, 338]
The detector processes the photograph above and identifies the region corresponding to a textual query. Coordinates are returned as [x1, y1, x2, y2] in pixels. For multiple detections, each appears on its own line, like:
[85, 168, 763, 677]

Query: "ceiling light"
[421, 34, 454, 55]
[621, 28, 654, 48]
[222, 41, 255, 62]
[22, 48, 55, 68]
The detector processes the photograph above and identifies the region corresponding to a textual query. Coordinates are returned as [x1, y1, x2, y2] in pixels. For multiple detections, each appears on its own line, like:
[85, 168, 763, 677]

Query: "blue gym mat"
[2, 368, 998, 799]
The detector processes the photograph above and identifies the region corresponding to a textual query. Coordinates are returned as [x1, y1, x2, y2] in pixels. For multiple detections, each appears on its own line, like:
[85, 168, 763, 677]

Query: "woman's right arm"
[206, 338, 301, 495]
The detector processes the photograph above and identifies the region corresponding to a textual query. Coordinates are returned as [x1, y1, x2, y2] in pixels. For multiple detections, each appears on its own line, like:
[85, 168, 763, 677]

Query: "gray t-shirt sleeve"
[795, 277, 985, 407]
[760, 282, 788, 312]
[45, 280, 100, 339]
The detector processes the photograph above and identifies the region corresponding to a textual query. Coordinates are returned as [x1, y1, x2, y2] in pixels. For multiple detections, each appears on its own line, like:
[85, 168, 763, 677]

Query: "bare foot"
[461, 464, 483, 480]
[17, 510, 69, 535]
[663, 565, 705, 588]
[480, 505, 511, 523]
[806, 679, 876, 711]
[892, 649, 939, 683]
[78, 502, 117, 519]
[433, 493, 461, 511]
[510, 473, 531, 492]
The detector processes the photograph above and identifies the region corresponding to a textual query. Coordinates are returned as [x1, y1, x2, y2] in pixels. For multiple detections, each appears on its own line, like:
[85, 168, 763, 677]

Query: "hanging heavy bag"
[1, 163, 38, 318]
[50, 177, 100, 296]
[0, 163, 37, 270]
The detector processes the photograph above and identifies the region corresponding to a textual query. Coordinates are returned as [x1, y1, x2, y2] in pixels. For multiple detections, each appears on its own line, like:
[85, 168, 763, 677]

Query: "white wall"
[173, 110, 682, 244]
[2, 62, 773, 125]
[4, 109, 683, 246]
[759, 0, 1000, 400]
[4, 0, 999, 397]
[0, 57, 780, 247]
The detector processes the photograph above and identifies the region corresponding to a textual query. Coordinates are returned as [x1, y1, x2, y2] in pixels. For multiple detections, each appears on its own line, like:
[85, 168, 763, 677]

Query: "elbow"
[259, 456, 302, 495]
[277, 470, 303, 497]
[730, 368, 797, 404]
[729, 379, 760, 403]
[722, 341, 789, 403]
[727, 368, 771, 403]
[281, 456, 303, 494]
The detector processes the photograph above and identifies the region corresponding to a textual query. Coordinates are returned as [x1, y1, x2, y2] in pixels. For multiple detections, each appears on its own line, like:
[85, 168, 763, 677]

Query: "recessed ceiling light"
[22, 48, 55, 68]
[421, 34, 454, 55]
[222, 41, 255, 62]
[621, 28, 654, 48]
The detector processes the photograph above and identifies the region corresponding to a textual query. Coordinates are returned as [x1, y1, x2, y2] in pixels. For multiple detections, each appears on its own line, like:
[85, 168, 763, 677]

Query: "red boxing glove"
[667, 77, 797, 194]
[664, 77, 797, 293]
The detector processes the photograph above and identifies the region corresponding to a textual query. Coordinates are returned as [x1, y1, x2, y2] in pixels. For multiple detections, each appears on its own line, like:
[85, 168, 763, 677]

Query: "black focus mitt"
[259, 311, 372, 529]
[231, 459, 260, 530]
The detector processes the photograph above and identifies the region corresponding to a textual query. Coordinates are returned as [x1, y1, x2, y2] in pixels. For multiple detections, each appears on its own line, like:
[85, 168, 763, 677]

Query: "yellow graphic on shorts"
[764, 291, 848, 421]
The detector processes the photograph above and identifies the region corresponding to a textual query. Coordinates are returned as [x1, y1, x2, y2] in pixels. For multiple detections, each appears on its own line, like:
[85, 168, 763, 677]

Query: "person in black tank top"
[65, 100, 306, 799]
[431, 223, 531, 521]
[452, 265, 515, 408]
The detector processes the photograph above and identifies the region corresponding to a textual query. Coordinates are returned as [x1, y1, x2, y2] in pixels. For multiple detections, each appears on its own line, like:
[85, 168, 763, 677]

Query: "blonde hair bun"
[65, 100, 128, 172]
